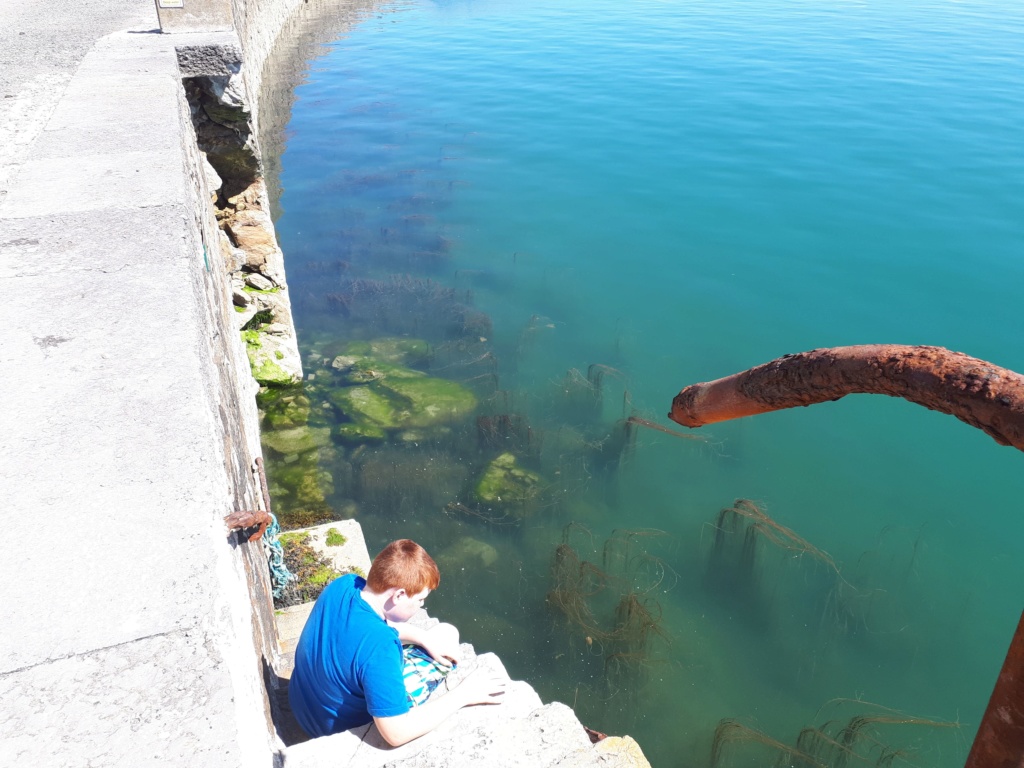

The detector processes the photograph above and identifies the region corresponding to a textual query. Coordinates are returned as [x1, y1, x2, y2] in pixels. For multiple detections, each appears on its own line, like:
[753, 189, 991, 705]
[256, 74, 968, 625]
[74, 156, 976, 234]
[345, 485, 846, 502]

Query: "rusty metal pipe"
[668, 344, 1024, 766]
[967, 609, 1024, 768]
[670, 344, 1024, 452]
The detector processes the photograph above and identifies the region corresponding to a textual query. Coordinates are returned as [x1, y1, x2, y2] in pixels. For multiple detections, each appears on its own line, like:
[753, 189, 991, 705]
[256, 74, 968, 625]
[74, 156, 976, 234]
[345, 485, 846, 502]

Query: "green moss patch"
[276, 534, 341, 607]
[325, 528, 347, 547]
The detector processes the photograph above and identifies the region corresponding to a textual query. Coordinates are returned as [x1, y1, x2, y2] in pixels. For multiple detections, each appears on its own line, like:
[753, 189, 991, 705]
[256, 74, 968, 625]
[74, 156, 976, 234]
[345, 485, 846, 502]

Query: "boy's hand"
[421, 633, 461, 669]
[452, 669, 507, 707]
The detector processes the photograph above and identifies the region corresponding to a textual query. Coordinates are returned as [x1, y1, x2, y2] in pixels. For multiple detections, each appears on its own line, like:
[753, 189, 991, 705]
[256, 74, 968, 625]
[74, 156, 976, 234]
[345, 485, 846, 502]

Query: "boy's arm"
[388, 621, 461, 667]
[373, 668, 506, 747]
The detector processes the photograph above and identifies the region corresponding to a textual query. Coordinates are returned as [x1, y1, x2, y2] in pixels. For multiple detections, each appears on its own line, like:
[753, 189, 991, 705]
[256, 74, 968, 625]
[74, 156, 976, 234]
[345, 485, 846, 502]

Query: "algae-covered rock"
[265, 448, 336, 523]
[333, 358, 426, 386]
[341, 340, 372, 356]
[330, 355, 360, 373]
[330, 376, 476, 430]
[261, 393, 312, 430]
[262, 425, 331, 457]
[383, 376, 477, 426]
[473, 452, 543, 505]
[248, 344, 296, 386]
[330, 386, 403, 428]
[334, 422, 387, 445]
[243, 328, 301, 387]
[290, 470, 334, 505]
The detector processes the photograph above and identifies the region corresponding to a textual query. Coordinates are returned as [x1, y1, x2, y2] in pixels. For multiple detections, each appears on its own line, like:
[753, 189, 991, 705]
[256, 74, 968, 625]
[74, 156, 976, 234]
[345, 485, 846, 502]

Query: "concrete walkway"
[0, 2, 275, 766]
[0, 0, 155, 202]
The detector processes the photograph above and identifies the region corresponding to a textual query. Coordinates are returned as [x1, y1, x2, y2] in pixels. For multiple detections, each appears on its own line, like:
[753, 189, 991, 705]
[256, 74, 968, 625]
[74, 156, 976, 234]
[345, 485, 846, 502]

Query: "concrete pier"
[1, 1, 280, 765]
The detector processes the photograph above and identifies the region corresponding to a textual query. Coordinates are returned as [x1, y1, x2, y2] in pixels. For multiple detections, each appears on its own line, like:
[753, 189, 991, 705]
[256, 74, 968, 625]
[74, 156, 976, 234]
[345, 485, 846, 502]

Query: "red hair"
[366, 539, 440, 595]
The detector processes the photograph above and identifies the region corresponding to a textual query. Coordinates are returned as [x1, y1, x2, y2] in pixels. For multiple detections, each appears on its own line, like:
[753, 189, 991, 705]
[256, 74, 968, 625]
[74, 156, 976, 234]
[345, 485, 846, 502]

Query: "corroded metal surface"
[967, 610, 1024, 768]
[224, 457, 273, 542]
[670, 345, 1024, 452]
[669, 344, 1024, 765]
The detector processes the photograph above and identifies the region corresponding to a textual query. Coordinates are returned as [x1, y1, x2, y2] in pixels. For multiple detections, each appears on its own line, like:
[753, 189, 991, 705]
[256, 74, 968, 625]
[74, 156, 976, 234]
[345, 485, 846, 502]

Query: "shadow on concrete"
[264, 656, 312, 747]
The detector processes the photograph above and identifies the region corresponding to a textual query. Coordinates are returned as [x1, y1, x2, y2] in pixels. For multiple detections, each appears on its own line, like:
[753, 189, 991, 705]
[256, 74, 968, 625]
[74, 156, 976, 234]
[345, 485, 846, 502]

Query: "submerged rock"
[333, 358, 424, 386]
[259, 391, 311, 430]
[366, 336, 431, 366]
[439, 536, 500, 569]
[330, 374, 476, 430]
[334, 421, 387, 445]
[473, 452, 543, 505]
[262, 425, 331, 457]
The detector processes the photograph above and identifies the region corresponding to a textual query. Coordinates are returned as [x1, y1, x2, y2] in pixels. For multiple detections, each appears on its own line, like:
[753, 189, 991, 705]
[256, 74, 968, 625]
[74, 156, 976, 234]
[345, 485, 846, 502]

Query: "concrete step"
[281, 650, 650, 768]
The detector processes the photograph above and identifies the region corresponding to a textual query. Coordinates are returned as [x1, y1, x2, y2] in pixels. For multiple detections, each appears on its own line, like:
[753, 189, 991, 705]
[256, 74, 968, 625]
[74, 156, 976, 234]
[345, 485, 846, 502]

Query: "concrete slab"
[291, 518, 373, 576]
[0, 0, 156, 202]
[276, 602, 315, 660]
[1, 148, 186, 217]
[0, 205, 193, 279]
[0, 630, 243, 767]
[1, 259, 234, 672]
[282, 651, 530, 768]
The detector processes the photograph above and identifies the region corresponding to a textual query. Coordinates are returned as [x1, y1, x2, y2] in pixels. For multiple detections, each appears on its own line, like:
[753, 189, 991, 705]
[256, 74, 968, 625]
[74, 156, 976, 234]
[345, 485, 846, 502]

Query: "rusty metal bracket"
[224, 456, 274, 542]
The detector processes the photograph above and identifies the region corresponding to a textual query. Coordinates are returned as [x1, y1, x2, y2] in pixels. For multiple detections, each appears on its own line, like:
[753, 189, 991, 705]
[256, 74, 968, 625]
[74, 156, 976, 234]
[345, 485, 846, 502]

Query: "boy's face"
[384, 586, 430, 623]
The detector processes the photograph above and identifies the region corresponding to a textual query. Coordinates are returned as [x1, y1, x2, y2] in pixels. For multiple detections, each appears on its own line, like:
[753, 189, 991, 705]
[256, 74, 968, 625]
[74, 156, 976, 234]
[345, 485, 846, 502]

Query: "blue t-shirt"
[289, 574, 410, 737]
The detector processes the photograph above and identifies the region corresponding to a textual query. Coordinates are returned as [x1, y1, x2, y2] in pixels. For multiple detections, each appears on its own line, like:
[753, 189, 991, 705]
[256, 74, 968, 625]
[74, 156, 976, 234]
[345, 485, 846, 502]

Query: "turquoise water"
[266, 0, 1024, 764]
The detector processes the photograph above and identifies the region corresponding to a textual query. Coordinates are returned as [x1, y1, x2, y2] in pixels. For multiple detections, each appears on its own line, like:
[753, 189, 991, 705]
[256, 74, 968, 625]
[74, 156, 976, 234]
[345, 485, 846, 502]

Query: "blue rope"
[262, 513, 294, 598]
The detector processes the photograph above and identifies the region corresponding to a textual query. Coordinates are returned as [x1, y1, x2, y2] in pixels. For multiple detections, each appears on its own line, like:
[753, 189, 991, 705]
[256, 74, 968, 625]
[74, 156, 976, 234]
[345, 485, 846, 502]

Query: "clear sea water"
[263, 1, 1024, 764]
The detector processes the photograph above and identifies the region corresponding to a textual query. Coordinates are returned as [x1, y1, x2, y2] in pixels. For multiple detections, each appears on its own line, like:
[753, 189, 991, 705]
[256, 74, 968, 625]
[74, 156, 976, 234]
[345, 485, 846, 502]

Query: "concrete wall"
[0, 24, 279, 765]
[0, 0, 328, 762]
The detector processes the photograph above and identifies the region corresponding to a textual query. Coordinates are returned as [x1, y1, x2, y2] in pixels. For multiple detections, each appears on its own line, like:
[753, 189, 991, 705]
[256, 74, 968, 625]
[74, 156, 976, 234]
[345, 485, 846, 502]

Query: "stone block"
[155, 0, 234, 35]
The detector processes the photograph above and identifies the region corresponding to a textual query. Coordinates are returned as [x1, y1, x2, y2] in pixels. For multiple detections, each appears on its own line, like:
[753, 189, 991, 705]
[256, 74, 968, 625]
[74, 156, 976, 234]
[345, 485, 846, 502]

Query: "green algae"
[334, 421, 387, 445]
[243, 324, 297, 387]
[383, 376, 477, 425]
[260, 392, 312, 430]
[249, 349, 294, 387]
[326, 527, 347, 547]
[261, 425, 331, 457]
[473, 452, 543, 505]
[333, 357, 426, 385]
[277, 533, 341, 606]
[330, 385, 403, 428]
[330, 375, 476, 430]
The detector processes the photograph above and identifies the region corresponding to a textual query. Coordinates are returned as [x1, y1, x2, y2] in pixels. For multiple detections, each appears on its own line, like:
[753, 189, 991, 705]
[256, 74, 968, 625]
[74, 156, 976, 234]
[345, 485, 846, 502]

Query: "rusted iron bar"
[668, 344, 1024, 765]
[967, 610, 1024, 768]
[224, 456, 273, 542]
[669, 345, 1024, 452]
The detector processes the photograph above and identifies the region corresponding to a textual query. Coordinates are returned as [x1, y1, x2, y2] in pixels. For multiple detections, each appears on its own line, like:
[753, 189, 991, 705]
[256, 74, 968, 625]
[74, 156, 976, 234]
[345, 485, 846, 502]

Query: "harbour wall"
[0, 0, 337, 764]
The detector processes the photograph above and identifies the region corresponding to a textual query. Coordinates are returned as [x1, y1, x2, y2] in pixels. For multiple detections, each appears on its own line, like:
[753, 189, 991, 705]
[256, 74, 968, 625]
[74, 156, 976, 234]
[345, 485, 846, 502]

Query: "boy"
[289, 539, 506, 746]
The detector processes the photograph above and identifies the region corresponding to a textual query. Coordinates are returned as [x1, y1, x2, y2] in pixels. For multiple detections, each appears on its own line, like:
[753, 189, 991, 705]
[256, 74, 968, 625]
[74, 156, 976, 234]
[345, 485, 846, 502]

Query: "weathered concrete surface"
[157, 0, 234, 34]
[0, 7, 278, 767]
[0, 0, 155, 204]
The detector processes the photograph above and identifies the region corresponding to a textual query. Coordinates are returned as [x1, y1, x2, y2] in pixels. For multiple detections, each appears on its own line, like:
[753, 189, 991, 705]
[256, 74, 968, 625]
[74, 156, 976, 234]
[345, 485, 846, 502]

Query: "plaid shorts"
[401, 645, 454, 706]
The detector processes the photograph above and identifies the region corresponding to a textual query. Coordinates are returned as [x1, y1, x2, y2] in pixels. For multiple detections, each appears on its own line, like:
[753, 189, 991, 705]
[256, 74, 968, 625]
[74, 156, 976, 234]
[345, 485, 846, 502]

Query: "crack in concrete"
[0, 628, 188, 677]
